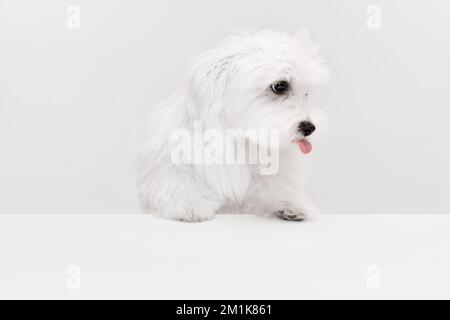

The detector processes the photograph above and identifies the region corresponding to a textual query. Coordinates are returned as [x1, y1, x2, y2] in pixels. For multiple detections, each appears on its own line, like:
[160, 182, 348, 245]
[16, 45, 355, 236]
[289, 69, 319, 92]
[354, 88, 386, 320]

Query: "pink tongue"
[296, 139, 312, 154]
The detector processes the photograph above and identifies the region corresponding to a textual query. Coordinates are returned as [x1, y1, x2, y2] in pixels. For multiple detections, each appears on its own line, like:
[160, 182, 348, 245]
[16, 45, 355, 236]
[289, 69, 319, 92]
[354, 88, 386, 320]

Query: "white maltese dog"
[135, 28, 329, 222]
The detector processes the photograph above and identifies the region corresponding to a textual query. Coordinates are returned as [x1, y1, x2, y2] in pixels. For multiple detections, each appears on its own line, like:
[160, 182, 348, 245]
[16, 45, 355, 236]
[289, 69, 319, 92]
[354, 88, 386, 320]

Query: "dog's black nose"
[298, 121, 316, 137]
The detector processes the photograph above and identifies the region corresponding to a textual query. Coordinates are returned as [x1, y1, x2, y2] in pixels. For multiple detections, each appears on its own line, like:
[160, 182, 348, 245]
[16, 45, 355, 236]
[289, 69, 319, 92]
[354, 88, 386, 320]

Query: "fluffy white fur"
[135, 28, 329, 222]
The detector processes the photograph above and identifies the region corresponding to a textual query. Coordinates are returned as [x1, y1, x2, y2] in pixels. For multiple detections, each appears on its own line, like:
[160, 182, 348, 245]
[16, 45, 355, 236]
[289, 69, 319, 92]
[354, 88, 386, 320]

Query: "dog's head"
[188, 28, 329, 154]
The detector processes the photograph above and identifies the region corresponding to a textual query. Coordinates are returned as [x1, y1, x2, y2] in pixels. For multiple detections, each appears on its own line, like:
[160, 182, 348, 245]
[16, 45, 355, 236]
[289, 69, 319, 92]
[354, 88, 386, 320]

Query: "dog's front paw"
[157, 197, 219, 223]
[178, 209, 215, 223]
[276, 210, 306, 221]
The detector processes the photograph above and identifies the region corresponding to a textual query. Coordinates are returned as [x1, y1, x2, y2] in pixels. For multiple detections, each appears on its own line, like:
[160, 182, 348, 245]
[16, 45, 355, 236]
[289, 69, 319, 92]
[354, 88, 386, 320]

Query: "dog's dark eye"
[271, 81, 289, 95]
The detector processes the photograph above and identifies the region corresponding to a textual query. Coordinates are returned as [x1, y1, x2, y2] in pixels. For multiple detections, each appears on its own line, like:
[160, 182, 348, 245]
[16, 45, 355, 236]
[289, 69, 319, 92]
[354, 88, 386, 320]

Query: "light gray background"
[1, 0, 449, 214]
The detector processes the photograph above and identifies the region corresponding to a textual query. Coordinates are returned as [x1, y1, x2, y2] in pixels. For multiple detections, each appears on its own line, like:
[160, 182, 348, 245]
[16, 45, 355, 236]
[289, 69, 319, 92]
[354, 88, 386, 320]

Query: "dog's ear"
[187, 49, 235, 126]
[292, 27, 330, 85]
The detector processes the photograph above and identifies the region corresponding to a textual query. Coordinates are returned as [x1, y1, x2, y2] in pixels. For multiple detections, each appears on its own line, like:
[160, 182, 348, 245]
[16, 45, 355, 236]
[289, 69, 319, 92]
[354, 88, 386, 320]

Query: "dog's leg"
[249, 156, 319, 221]
[269, 147, 319, 221]
[270, 186, 319, 221]
[139, 166, 222, 222]
[245, 176, 318, 221]
[274, 191, 319, 221]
